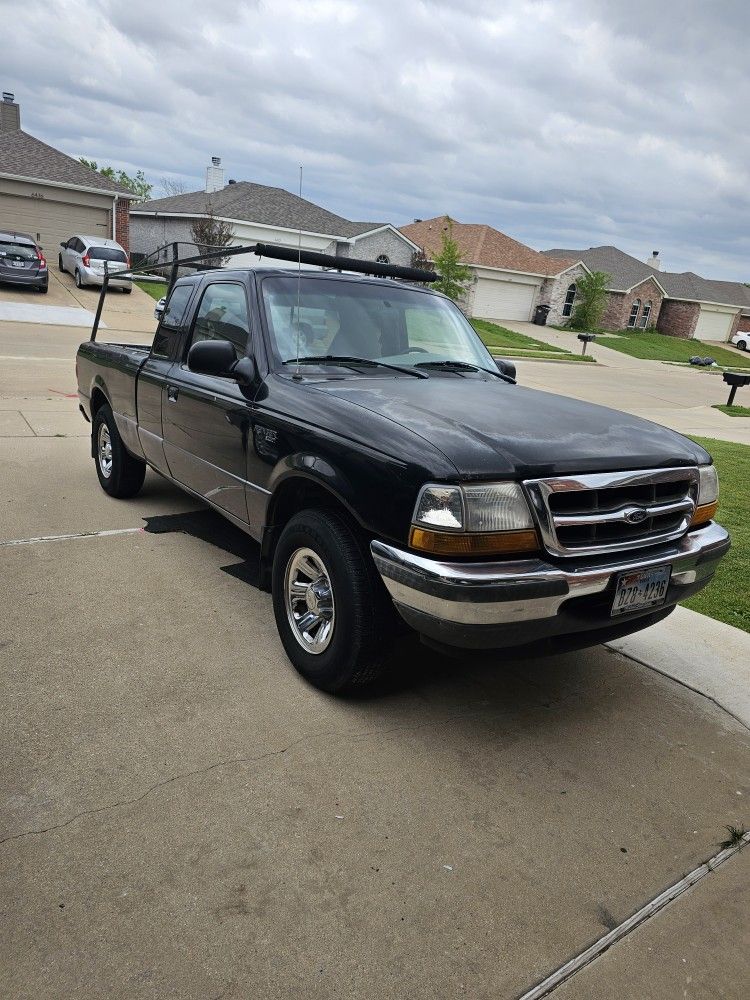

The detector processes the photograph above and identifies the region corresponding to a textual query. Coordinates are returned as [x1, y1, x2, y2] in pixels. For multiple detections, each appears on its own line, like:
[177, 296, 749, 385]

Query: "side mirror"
[154, 297, 166, 320]
[60, 242, 66, 249]
[495, 358, 516, 380]
[187, 340, 256, 384]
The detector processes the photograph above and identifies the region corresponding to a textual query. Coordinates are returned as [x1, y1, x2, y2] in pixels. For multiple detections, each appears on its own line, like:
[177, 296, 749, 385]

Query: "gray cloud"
[3, 0, 749, 278]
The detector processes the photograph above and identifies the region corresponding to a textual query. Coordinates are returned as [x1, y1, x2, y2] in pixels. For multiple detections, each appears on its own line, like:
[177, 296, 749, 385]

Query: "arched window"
[376, 254, 390, 264]
[628, 298, 641, 328]
[639, 300, 652, 328]
[562, 283, 576, 317]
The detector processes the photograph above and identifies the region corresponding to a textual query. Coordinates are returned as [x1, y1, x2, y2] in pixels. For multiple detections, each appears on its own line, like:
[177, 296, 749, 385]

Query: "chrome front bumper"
[371, 522, 729, 649]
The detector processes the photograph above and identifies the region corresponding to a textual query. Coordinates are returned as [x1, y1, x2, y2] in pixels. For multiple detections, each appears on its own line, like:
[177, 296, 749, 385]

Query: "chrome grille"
[523, 467, 700, 557]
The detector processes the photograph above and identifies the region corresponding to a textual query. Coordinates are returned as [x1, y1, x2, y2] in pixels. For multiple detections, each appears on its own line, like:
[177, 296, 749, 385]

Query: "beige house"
[0, 93, 133, 255]
[400, 216, 584, 323]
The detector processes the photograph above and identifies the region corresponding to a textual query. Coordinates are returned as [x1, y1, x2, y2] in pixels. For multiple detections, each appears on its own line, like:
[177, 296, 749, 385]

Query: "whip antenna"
[295, 164, 303, 375]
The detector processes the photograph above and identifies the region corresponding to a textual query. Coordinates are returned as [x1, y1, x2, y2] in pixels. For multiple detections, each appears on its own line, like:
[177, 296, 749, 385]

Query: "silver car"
[58, 234, 132, 292]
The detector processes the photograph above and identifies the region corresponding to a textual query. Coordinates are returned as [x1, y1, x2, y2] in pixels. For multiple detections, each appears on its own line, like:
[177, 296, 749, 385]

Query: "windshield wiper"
[414, 360, 512, 382]
[283, 355, 428, 379]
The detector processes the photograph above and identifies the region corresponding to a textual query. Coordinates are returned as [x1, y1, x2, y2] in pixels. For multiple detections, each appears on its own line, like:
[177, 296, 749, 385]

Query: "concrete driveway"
[0, 265, 158, 333]
[1, 318, 748, 1000]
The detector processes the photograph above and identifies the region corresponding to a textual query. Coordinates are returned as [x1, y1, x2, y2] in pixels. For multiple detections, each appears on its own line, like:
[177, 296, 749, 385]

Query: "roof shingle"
[544, 245, 750, 309]
[400, 216, 576, 276]
[0, 129, 134, 196]
[134, 182, 388, 239]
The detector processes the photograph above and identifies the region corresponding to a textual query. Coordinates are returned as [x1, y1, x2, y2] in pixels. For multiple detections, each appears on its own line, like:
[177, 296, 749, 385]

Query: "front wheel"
[737, 339, 748, 352]
[92, 404, 146, 498]
[74, 269, 82, 288]
[271, 510, 392, 693]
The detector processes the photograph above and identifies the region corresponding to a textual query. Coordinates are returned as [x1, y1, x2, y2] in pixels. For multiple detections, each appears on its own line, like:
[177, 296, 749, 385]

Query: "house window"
[376, 254, 390, 264]
[628, 298, 641, 328]
[562, 283, 576, 317]
[639, 300, 652, 328]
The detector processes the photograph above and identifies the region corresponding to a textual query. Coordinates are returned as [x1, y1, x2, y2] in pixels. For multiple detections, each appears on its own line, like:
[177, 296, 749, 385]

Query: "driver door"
[161, 279, 254, 525]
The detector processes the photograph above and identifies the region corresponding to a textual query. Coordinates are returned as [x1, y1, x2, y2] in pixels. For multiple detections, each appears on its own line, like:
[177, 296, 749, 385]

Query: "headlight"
[697, 464, 718, 504]
[691, 464, 719, 527]
[411, 483, 538, 555]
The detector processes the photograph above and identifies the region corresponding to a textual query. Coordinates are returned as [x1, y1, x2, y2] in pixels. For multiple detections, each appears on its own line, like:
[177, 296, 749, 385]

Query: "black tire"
[737, 340, 748, 352]
[38, 283, 48, 294]
[271, 509, 392, 693]
[58, 254, 65, 273]
[74, 269, 82, 289]
[92, 404, 146, 498]
[122, 286, 132, 294]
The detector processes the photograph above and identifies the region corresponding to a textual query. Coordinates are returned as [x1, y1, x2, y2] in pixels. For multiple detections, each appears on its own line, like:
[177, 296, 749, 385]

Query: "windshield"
[0, 240, 37, 261]
[88, 247, 127, 262]
[260, 275, 494, 370]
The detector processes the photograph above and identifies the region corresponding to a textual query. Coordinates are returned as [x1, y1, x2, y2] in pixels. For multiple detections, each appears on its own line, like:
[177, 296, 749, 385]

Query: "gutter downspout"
[112, 194, 118, 242]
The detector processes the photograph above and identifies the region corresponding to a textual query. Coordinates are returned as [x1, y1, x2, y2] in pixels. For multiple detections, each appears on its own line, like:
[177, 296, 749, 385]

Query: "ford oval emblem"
[625, 507, 649, 524]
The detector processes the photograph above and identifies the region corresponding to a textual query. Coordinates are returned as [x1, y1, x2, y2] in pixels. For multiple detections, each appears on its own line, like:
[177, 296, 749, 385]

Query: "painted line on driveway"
[0, 527, 143, 548]
[517, 832, 750, 999]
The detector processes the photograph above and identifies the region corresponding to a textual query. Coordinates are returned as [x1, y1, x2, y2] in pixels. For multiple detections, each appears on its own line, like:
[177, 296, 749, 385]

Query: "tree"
[569, 270, 611, 331]
[79, 158, 153, 201]
[411, 248, 431, 272]
[431, 219, 472, 301]
[189, 207, 235, 265]
[160, 176, 188, 197]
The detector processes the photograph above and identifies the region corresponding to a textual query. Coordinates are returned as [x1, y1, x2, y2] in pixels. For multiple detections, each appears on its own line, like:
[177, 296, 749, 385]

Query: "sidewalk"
[499, 325, 750, 446]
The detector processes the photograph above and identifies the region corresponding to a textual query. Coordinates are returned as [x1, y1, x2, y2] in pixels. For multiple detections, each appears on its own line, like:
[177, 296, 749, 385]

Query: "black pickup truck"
[76, 257, 729, 692]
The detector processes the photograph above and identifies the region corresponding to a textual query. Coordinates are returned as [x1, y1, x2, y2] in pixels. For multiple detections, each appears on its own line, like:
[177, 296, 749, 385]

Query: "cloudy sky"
[3, 0, 749, 279]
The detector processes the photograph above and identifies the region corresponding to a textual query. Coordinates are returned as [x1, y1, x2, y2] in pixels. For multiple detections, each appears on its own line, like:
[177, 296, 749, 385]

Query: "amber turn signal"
[409, 526, 540, 556]
[689, 500, 718, 527]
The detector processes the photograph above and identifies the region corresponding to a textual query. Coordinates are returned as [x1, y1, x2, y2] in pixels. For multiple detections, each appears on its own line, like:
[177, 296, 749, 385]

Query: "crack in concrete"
[0, 710, 486, 847]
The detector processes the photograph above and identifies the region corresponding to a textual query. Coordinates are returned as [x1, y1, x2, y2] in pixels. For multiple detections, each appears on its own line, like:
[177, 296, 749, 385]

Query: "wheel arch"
[260, 464, 368, 588]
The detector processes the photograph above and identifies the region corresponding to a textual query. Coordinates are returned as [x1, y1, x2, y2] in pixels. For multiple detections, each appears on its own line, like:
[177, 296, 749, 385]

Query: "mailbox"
[722, 371, 750, 406]
[577, 333, 596, 356]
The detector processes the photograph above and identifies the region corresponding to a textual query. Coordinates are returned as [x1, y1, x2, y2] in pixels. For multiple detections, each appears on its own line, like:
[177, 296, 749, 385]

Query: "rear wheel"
[92, 404, 146, 498]
[271, 509, 392, 693]
[58, 254, 65, 273]
[38, 283, 48, 294]
[737, 339, 748, 351]
[122, 286, 132, 294]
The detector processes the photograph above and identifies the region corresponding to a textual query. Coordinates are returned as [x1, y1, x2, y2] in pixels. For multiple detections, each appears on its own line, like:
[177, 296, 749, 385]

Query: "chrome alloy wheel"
[284, 547, 335, 654]
[97, 422, 113, 478]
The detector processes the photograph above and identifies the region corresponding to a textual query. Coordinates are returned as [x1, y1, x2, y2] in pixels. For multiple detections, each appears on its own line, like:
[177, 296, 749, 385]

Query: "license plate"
[10, 261, 25, 268]
[611, 565, 671, 616]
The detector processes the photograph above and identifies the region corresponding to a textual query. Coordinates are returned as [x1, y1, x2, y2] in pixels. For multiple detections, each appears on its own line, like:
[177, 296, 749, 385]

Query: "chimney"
[1, 91, 20, 133]
[205, 156, 224, 193]
[647, 250, 661, 270]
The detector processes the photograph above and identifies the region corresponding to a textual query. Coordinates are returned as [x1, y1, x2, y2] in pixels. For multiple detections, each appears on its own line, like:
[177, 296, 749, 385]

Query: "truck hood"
[310, 377, 710, 478]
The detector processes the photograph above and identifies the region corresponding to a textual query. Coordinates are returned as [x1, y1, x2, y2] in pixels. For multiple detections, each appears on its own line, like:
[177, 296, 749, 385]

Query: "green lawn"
[470, 319, 594, 362]
[682, 437, 749, 632]
[135, 279, 167, 301]
[712, 404, 750, 417]
[588, 328, 750, 368]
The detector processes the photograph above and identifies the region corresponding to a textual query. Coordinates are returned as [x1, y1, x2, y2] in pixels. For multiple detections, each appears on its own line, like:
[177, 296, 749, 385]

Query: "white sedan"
[731, 331, 749, 351]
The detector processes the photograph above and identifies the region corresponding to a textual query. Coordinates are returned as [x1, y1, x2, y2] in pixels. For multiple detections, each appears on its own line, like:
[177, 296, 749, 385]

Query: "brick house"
[543, 245, 750, 341]
[130, 157, 418, 270]
[400, 216, 585, 322]
[0, 92, 134, 254]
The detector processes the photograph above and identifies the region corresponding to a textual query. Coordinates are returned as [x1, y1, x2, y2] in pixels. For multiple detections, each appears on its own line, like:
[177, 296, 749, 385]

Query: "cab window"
[152, 282, 194, 358]
[189, 282, 250, 357]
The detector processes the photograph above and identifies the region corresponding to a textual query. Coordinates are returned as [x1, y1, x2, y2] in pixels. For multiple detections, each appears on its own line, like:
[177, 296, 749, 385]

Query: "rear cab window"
[152, 282, 195, 358]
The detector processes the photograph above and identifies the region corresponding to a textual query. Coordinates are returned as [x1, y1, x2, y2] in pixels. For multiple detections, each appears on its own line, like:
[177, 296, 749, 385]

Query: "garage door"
[473, 277, 538, 322]
[0, 193, 110, 257]
[694, 306, 735, 341]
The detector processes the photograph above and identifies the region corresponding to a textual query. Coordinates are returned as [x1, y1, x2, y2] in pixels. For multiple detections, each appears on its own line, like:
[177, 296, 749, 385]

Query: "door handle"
[167, 385, 179, 402]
